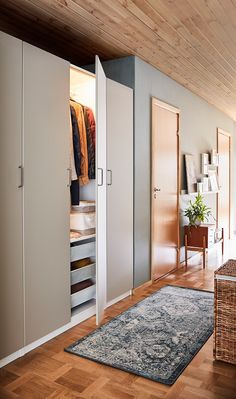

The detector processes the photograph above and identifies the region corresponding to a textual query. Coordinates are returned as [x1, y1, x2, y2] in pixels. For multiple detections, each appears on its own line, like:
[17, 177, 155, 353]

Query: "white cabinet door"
[0, 32, 24, 359]
[95, 56, 107, 324]
[23, 43, 71, 344]
[106, 79, 133, 302]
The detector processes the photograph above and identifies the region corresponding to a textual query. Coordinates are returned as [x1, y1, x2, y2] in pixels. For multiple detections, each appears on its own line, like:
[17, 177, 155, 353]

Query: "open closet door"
[106, 79, 133, 303]
[95, 56, 107, 324]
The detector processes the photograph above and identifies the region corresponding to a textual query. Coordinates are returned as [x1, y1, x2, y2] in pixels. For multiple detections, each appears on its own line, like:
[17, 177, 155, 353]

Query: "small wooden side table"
[184, 225, 224, 269]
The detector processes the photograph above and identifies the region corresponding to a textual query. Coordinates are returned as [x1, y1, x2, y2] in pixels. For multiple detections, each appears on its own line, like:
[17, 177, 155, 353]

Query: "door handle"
[98, 168, 103, 186]
[107, 169, 112, 186]
[153, 187, 161, 192]
[18, 166, 24, 188]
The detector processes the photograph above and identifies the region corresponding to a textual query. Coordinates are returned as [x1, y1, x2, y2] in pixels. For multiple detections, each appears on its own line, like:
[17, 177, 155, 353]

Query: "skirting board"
[132, 280, 152, 294]
[106, 290, 132, 309]
[0, 304, 96, 368]
[0, 291, 131, 368]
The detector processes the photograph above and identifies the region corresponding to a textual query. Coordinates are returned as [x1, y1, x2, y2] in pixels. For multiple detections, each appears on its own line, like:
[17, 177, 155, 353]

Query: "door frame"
[151, 97, 180, 280]
[217, 128, 231, 239]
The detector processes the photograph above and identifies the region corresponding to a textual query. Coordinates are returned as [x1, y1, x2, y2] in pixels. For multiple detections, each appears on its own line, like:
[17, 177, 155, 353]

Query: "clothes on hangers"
[70, 179, 80, 206]
[70, 105, 81, 178]
[70, 100, 89, 186]
[83, 106, 95, 180]
[86, 107, 96, 148]
[69, 113, 77, 181]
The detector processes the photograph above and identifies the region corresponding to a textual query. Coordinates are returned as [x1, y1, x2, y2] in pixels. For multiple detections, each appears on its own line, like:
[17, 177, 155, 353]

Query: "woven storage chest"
[214, 259, 236, 364]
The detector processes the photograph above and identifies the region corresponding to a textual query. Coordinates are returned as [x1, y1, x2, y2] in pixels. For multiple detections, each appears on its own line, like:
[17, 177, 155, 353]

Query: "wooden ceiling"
[1, 0, 236, 120]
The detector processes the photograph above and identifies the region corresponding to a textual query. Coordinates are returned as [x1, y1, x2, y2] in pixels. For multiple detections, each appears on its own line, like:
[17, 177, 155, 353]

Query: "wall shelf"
[181, 191, 219, 197]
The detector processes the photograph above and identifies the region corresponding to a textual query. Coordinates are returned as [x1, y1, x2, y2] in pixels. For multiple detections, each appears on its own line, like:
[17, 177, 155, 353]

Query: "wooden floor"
[1, 241, 236, 399]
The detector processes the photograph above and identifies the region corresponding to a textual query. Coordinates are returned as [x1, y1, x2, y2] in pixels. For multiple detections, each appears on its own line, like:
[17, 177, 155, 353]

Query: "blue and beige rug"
[65, 286, 214, 385]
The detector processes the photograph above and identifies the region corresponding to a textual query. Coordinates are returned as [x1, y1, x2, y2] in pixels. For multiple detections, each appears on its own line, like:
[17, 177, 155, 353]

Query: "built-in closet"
[0, 30, 133, 365]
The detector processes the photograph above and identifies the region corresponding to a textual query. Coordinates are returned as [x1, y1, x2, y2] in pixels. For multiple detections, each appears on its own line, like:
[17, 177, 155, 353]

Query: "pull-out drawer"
[70, 241, 96, 262]
[71, 283, 96, 308]
[71, 261, 96, 285]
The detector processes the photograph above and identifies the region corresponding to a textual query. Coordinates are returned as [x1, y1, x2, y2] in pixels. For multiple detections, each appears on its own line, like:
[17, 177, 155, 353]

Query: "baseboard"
[132, 280, 152, 294]
[106, 290, 132, 309]
[0, 304, 96, 369]
[0, 293, 132, 369]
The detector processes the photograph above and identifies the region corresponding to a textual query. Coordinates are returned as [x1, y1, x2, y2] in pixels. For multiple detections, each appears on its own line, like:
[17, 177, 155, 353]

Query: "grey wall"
[134, 57, 235, 286]
[84, 56, 135, 89]
[233, 124, 236, 234]
[98, 55, 236, 288]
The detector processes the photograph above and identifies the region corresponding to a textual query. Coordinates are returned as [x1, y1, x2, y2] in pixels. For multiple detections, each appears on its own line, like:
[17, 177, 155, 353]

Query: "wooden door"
[151, 98, 179, 280]
[95, 56, 107, 324]
[23, 43, 71, 344]
[0, 32, 24, 360]
[106, 79, 133, 303]
[217, 129, 231, 239]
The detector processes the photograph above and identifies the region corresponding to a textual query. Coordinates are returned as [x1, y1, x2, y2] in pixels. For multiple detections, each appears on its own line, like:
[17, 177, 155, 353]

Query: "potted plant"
[184, 193, 212, 227]
[184, 193, 215, 249]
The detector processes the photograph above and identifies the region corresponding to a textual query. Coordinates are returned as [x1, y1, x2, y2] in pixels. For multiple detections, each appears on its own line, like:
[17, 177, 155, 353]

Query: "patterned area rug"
[65, 286, 214, 385]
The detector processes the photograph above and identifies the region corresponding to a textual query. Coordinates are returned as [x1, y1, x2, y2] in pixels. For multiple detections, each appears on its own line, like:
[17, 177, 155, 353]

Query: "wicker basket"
[214, 259, 236, 364]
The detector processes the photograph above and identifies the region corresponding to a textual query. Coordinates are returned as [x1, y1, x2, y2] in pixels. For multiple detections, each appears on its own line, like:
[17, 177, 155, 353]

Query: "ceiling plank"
[0, 0, 236, 119]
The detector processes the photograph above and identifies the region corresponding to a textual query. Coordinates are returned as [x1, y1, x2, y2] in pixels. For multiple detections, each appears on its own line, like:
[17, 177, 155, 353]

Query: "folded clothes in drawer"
[71, 279, 94, 294]
[71, 258, 91, 271]
[70, 202, 96, 233]
[72, 201, 95, 213]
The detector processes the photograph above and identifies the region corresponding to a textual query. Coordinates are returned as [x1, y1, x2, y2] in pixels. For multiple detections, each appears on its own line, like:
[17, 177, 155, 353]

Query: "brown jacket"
[70, 100, 89, 185]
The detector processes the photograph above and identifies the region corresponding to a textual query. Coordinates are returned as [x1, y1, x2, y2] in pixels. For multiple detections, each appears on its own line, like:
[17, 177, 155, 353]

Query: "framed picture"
[209, 172, 220, 192]
[185, 154, 197, 193]
[211, 149, 219, 166]
[201, 153, 209, 175]
[202, 176, 209, 192]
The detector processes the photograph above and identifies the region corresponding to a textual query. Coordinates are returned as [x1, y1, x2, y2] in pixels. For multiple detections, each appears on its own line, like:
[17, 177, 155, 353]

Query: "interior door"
[95, 56, 107, 324]
[23, 43, 71, 344]
[106, 79, 133, 303]
[0, 32, 24, 360]
[151, 98, 179, 280]
[217, 128, 231, 239]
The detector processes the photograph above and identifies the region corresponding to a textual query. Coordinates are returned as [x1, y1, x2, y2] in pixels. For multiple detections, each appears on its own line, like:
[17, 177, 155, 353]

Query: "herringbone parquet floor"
[1, 240, 236, 399]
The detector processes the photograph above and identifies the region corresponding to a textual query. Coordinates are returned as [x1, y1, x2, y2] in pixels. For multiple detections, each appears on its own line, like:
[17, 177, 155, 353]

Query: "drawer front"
[71, 284, 96, 308]
[70, 241, 96, 262]
[71, 263, 96, 285]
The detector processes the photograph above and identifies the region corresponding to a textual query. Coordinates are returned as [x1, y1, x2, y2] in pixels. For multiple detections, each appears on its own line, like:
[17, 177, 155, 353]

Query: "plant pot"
[195, 219, 201, 226]
[184, 225, 206, 247]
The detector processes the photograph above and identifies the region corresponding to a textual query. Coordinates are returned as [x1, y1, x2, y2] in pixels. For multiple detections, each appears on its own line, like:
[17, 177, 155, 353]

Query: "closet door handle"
[98, 168, 103, 186]
[107, 169, 112, 186]
[67, 168, 72, 187]
[18, 166, 24, 188]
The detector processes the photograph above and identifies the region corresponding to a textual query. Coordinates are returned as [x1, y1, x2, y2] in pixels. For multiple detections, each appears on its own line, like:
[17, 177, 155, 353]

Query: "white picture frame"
[201, 153, 209, 175]
[209, 172, 220, 192]
[185, 154, 197, 193]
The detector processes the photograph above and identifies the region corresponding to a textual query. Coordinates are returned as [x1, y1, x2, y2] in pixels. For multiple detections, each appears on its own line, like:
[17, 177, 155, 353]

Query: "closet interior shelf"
[70, 232, 96, 244]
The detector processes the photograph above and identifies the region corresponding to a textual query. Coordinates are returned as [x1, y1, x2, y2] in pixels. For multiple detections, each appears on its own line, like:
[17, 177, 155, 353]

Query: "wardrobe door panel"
[23, 43, 71, 344]
[106, 79, 133, 302]
[0, 32, 24, 359]
[95, 56, 107, 324]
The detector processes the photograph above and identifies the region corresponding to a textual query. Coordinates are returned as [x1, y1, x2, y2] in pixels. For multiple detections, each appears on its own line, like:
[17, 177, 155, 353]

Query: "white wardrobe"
[0, 30, 133, 363]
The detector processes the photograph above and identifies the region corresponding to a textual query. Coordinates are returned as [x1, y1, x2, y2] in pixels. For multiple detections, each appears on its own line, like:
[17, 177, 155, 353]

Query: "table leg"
[184, 234, 188, 270]
[203, 235, 206, 269]
[222, 227, 224, 256]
